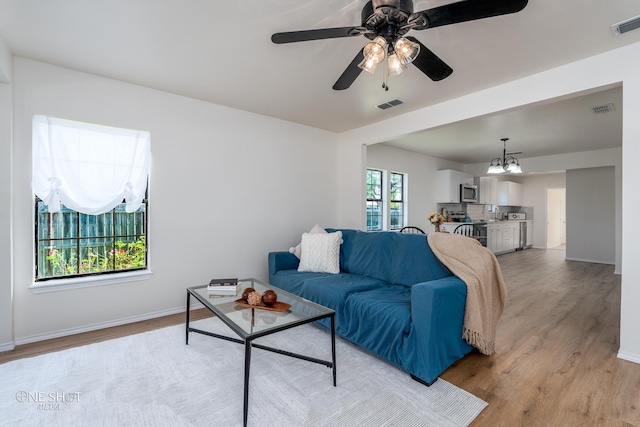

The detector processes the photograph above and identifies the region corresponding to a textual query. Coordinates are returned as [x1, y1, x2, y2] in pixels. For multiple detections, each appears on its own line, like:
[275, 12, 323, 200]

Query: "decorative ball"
[247, 291, 263, 306]
[242, 287, 255, 302]
[262, 290, 277, 306]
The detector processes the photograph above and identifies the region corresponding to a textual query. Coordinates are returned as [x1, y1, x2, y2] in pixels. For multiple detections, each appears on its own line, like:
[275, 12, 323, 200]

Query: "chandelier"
[487, 138, 523, 174]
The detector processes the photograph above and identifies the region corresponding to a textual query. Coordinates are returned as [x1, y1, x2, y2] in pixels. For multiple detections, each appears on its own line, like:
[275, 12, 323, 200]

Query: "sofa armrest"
[268, 251, 299, 283]
[409, 276, 473, 383]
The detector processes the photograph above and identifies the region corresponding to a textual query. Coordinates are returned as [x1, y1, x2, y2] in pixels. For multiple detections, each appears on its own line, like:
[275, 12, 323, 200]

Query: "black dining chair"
[453, 224, 487, 246]
[399, 226, 426, 234]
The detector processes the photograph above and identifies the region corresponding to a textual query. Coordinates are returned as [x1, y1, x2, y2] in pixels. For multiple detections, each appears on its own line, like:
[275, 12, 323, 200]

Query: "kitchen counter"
[441, 220, 533, 254]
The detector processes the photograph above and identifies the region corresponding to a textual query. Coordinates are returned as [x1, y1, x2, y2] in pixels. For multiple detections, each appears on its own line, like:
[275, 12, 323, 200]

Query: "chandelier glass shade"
[358, 36, 420, 76]
[487, 138, 523, 174]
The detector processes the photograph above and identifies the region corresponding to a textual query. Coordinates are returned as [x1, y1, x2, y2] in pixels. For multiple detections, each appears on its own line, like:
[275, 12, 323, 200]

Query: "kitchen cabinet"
[487, 223, 501, 252]
[498, 181, 523, 206]
[479, 177, 498, 205]
[436, 169, 474, 203]
[487, 221, 521, 253]
[526, 220, 533, 246]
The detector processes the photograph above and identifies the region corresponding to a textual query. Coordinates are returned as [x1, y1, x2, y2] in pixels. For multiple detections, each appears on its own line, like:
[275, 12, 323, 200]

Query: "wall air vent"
[376, 98, 404, 110]
[611, 15, 640, 36]
[592, 103, 616, 114]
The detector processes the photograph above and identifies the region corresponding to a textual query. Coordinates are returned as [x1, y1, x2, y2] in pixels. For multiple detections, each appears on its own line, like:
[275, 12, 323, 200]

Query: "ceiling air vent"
[376, 98, 404, 110]
[611, 15, 640, 36]
[592, 103, 615, 114]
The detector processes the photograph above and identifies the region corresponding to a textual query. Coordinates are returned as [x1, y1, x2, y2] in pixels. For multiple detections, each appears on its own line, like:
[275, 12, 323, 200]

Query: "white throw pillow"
[297, 231, 343, 274]
[289, 224, 326, 258]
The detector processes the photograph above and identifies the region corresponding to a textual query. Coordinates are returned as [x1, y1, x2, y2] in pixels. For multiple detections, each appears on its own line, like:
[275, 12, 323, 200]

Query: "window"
[390, 172, 404, 230]
[367, 169, 383, 231]
[32, 115, 150, 284]
[366, 169, 407, 231]
[35, 198, 147, 280]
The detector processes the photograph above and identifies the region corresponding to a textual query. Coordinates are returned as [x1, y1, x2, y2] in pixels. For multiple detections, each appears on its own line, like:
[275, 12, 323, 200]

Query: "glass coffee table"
[186, 278, 336, 427]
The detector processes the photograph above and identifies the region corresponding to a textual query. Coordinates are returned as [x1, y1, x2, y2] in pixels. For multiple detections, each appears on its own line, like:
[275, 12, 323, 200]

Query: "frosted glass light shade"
[487, 164, 505, 174]
[507, 162, 522, 173]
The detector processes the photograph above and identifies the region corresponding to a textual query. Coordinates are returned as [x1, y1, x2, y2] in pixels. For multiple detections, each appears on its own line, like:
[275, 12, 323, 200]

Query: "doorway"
[547, 188, 566, 249]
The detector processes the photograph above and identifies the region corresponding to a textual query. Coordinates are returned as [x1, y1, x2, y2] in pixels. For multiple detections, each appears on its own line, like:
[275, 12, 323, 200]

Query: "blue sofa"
[268, 228, 474, 385]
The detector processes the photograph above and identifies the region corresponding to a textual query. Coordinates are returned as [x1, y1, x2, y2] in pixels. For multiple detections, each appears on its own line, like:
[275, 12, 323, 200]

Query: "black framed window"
[390, 172, 404, 230]
[366, 169, 383, 231]
[35, 197, 148, 281]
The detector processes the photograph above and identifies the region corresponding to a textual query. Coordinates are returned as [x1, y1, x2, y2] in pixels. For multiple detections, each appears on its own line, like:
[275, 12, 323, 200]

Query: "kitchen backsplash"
[438, 203, 534, 222]
[467, 204, 491, 222]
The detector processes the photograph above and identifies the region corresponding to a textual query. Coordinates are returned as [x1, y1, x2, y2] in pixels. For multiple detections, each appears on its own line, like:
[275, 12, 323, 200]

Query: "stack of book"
[207, 278, 240, 295]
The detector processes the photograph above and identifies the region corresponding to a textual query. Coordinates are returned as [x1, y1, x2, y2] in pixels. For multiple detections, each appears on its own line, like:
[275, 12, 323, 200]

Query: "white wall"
[367, 144, 465, 232]
[566, 167, 615, 265]
[0, 32, 11, 84]
[0, 83, 12, 351]
[0, 32, 13, 351]
[10, 58, 340, 343]
[335, 42, 640, 362]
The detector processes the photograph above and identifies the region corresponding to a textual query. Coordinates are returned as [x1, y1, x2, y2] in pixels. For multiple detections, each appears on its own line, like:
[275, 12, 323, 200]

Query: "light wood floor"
[441, 248, 639, 427]
[1, 249, 637, 426]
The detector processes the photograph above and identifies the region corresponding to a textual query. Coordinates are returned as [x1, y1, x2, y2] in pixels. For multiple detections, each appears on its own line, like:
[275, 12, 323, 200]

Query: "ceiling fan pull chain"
[382, 59, 389, 91]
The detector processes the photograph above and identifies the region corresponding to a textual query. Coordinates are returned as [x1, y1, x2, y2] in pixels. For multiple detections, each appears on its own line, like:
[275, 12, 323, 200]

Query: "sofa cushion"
[298, 231, 342, 274]
[343, 286, 412, 366]
[330, 229, 452, 286]
[299, 274, 388, 333]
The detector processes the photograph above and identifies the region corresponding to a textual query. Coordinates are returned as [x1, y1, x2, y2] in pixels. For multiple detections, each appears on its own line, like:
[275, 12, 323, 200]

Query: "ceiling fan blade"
[271, 27, 367, 44]
[411, 0, 528, 30]
[405, 37, 453, 81]
[333, 49, 365, 90]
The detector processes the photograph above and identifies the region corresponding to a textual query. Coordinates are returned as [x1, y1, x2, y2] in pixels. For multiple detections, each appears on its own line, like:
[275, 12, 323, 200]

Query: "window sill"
[29, 270, 153, 294]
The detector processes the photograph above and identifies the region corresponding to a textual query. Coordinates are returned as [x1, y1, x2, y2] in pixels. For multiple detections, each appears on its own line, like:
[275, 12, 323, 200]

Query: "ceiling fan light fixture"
[394, 37, 420, 64]
[387, 53, 406, 76]
[358, 36, 387, 74]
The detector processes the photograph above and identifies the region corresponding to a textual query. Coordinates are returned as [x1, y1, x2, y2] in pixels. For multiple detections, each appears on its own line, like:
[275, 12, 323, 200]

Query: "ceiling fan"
[271, 0, 528, 90]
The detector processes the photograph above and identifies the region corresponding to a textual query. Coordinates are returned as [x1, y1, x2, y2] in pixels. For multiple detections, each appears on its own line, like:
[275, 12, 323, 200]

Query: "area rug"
[0, 317, 487, 426]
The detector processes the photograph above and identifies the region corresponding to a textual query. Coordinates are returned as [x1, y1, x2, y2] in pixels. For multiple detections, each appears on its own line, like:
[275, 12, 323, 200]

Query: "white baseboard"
[0, 341, 16, 352]
[617, 351, 640, 365]
[14, 301, 205, 347]
[564, 256, 615, 266]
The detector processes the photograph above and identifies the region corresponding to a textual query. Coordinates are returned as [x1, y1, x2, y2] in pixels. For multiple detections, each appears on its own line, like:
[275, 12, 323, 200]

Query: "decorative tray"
[234, 299, 291, 312]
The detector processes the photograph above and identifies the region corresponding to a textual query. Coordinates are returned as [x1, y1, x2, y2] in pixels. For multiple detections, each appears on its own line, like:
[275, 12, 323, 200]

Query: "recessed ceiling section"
[380, 86, 623, 165]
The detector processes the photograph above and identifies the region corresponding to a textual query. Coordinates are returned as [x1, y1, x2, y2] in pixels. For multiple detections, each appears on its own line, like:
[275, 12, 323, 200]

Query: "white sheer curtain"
[32, 115, 150, 215]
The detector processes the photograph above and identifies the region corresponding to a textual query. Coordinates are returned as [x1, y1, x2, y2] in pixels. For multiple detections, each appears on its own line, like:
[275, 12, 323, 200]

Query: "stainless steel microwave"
[460, 184, 478, 203]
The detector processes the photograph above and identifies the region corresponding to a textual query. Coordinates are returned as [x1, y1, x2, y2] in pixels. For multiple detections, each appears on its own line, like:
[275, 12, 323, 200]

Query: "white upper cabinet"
[498, 181, 523, 206]
[436, 170, 474, 203]
[479, 177, 498, 205]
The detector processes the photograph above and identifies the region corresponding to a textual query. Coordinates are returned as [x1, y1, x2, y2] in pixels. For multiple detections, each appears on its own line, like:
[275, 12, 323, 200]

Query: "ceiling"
[383, 85, 623, 164]
[0, 0, 638, 164]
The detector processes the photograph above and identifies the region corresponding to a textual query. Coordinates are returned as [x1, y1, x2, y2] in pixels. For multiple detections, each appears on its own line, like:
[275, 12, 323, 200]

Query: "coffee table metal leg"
[244, 340, 252, 427]
[185, 292, 191, 345]
[331, 315, 337, 386]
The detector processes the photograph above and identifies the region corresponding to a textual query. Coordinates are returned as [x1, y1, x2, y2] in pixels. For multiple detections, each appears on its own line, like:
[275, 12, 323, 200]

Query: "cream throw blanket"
[427, 232, 507, 355]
